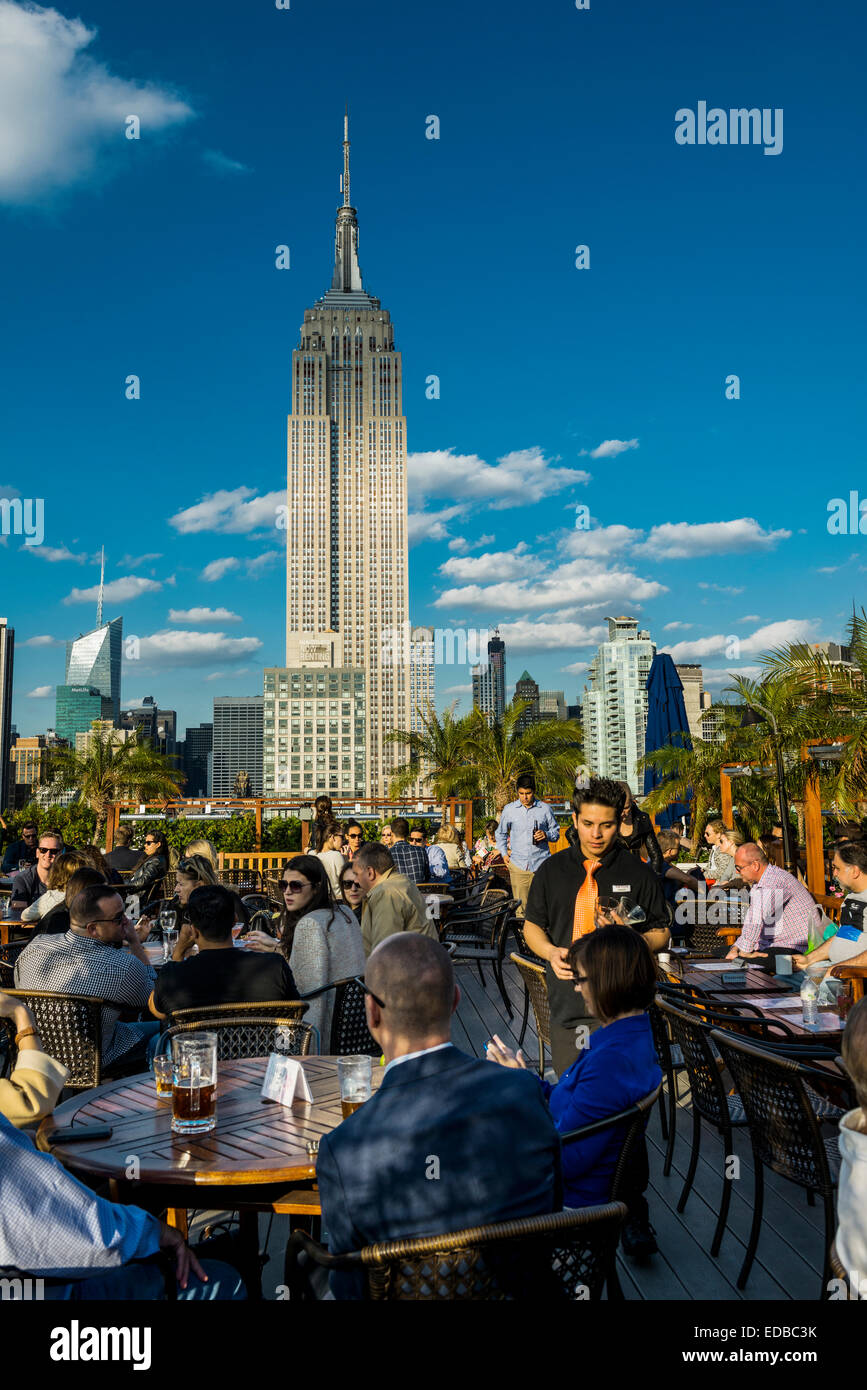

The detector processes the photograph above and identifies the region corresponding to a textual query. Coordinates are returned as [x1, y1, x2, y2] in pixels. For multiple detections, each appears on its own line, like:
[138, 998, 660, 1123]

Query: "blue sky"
[1, 0, 865, 738]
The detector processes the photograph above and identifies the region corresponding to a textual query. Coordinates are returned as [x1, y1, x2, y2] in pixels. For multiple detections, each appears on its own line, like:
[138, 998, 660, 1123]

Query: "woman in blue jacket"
[487, 925, 661, 1252]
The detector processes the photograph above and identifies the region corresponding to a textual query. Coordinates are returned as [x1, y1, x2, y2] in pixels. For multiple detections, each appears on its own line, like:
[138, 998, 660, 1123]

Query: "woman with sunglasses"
[244, 855, 363, 1044]
[486, 925, 661, 1253]
[126, 829, 170, 899]
[337, 860, 364, 921]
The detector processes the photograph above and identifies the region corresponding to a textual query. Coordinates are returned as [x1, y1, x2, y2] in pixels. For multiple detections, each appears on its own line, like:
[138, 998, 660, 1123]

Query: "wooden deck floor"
[194, 956, 832, 1300]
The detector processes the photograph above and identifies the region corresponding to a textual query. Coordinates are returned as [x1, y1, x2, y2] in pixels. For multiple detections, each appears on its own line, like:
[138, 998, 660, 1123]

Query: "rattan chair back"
[167, 1000, 308, 1026]
[328, 978, 380, 1056]
[0, 989, 104, 1089]
[656, 996, 729, 1127]
[286, 1201, 626, 1301]
[219, 867, 263, 893]
[708, 1028, 838, 1195]
[509, 953, 551, 1075]
[160, 1015, 315, 1061]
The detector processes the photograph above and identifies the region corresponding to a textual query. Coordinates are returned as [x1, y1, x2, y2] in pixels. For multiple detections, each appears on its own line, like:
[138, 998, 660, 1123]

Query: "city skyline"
[1, 0, 864, 741]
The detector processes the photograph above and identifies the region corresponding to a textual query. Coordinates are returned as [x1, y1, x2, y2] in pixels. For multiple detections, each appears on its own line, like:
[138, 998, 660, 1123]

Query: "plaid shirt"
[15, 930, 156, 1068]
[0, 1112, 160, 1278]
[733, 865, 822, 954]
[389, 840, 430, 885]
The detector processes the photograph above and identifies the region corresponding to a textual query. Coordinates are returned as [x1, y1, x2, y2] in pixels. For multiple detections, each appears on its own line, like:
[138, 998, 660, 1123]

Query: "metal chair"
[560, 1085, 661, 1300]
[509, 953, 551, 1077]
[0, 989, 104, 1090]
[166, 999, 308, 1026]
[240, 893, 281, 916]
[284, 1201, 627, 1300]
[158, 1015, 316, 1061]
[442, 900, 521, 1017]
[710, 1027, 843, 1295]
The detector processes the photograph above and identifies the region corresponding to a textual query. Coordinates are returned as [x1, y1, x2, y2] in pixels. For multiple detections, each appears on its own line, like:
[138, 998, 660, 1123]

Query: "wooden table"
[675, 960, 844, 1043]
[38, 1055, 383, 1295]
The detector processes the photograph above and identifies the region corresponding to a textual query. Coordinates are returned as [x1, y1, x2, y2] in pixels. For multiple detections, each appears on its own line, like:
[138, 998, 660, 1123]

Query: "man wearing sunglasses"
[15, 883, 160, 1069]
[1, 821, 39, 876]
[9, 830, 64, 912]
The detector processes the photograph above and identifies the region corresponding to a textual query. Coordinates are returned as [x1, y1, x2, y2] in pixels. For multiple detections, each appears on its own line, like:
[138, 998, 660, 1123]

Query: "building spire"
[342, 105, 351, 207]
[96, 545, 105, 628]
[331, 110, 364, 293]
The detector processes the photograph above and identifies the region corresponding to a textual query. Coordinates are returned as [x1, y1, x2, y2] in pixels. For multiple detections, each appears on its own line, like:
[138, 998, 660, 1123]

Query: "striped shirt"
[733, 865, 822, 954]
[15, 930, 156, 1067]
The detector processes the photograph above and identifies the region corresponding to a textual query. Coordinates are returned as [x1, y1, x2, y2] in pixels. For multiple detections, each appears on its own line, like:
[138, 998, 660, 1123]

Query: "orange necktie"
[572, 858, 602, 940]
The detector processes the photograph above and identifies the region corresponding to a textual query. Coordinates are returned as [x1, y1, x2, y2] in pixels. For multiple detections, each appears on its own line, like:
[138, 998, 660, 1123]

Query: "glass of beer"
[171, 1033, 218, 1134]
[153, 1054, 173, 1099]
[337, 1055, 372, 1119]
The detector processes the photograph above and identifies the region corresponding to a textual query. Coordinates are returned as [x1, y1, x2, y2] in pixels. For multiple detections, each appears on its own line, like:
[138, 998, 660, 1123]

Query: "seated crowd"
[1, 796, 866, 1302]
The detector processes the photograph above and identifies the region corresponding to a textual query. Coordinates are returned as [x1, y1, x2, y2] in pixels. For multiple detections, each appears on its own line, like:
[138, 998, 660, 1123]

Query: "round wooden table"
[38, 1055, 381, 1187]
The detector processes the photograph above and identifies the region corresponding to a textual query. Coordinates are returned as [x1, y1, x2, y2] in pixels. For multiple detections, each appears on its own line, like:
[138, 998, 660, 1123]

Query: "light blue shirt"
[495, 798, 560, 872]
[0, 1112, 161, 1278]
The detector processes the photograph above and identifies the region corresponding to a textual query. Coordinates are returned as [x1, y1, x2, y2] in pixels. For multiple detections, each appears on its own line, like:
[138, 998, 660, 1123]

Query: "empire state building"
[264, 116, 411, 800]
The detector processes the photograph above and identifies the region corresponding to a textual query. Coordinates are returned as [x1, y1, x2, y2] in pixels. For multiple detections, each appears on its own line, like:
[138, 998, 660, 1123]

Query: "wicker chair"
[709, 1027, 844, 1295]
[655, 996, 751, 1258]
[0, 989, 104, 1090]
[0, 939, 27, 988]
[560, 1085, 661, 1300]
[166, 999, 309, 1027]
[241, 893, 282, 917]
[158, 1015, 316, 1061]
[509, 953, 551, 1077]
[300, 976, 380, 1056]
[219, 867, 263, 894]
[284, 1201, 626, 1300]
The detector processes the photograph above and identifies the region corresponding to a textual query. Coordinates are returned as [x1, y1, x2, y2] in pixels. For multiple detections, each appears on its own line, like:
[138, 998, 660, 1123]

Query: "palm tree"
[640, 707, 748, 851]
[47, 730, 185, 847]
[461, 699, 583, 813]
[385, 701, 479, 812]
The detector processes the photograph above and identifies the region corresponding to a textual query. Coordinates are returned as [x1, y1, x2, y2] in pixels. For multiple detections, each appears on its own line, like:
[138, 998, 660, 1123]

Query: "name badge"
[612, 885, 632, 893]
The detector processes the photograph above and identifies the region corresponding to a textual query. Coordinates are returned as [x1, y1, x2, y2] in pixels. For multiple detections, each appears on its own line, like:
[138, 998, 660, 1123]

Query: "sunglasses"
[573, 974, 588, 985]
[280, 879, 310, 894]
[347, 831, 363, 839]
[90, 911, 127, 927]
[38, 846, 61, 855]
[342, 880, 362, 892]
[409, 838, 424, 844]
[144, 839, 159, 846]
[357, 977, 385, 1010]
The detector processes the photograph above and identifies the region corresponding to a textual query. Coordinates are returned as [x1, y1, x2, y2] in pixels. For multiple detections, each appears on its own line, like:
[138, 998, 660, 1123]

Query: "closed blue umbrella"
[643, 654, 692, 829]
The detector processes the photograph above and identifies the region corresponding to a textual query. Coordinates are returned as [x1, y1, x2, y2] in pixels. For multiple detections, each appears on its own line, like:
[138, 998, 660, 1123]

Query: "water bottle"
[800, 976, 819, 1026]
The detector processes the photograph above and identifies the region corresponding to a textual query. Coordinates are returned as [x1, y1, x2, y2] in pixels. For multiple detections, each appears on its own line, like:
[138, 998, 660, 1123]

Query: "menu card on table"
[261, 1053, 314, 1106]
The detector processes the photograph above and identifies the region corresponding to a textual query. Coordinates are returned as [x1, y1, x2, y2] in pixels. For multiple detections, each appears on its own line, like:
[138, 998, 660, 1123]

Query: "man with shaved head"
[315, 934, 561, 1298]
[725, 841, 822, 961]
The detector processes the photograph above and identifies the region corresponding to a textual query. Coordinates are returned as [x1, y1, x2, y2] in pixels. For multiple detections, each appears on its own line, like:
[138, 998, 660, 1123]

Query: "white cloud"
[739, 614, 761, 623]
[245, 550, 281, 576]
[24, 544, 87, 563]
[698, 582, 745, 595]
[439, 543, 536, 583]
[201, 557, 240, 582]
[205, 666, 250, 681]
[447, 533, 495, 553]
[435, 559, 666, 614]
[585, 438, 639, 460]
[21, 633, 59, 646]
[661, 617, 822, 663]
[663, 621, 692, 631]
[127, 630, 262, 669]
[170, 488, 283, 535]
[635, 519, 790, 561]
[62, 575, 161, 604]
[0, 1, 193, 203]
[118, 552, 162, 568]
[561, 524, 644, 559]
[168, 607, 242, 624]
[408, 446, 589, 511]
[442, 684, 472, 694]
[202, 149, 249, 175]
[497, 619, 608, 651]
[700, 665, 765, 689]
[561, 661, 589, 675]
[27, 685, 53, 697]
[407, 505, 466, 546]
[0, 483, 21, 497]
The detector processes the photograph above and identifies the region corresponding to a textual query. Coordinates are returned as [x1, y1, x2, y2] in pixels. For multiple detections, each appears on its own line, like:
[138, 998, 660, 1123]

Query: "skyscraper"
[582, 617, 656, 794]
[181, 723, 213, 798]
[538, 690, 567, 721]
[280, 115, 409, 797]
[674, 663, 704, 740]
[212, 697, 264, 798]
[472, 628, 506, 723]
[0, 618, 14, 812]
[514, 671, 540, 732]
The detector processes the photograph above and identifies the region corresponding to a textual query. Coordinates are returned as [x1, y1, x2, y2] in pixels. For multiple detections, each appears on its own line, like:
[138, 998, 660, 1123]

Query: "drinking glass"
[337, 1055, 372, 1119]
[171, 1033, 218, 1134]
[160, 909, 178, 961]
[153, 1055, 173, 1099]
[594, 895, 646, 930]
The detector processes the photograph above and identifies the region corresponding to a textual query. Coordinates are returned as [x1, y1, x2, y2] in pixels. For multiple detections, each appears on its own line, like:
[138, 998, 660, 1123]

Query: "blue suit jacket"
[316, 1045, 562, 1299]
